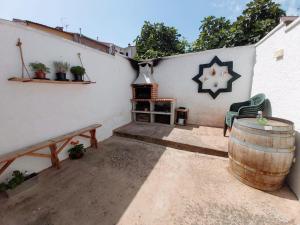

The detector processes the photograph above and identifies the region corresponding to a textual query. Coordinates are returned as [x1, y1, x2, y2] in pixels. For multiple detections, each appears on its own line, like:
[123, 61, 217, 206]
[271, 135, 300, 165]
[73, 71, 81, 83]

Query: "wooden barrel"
[229, 117, 295, 191]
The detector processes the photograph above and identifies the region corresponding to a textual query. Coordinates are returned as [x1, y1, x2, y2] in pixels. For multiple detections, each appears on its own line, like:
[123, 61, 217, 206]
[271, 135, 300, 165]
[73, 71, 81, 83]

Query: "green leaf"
[134, 21, 188, 60]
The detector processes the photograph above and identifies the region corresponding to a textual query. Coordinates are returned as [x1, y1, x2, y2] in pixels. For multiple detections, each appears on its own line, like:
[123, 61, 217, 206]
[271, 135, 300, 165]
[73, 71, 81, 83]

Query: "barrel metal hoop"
[230, 136, 295, 153]
[234, 117, 294, 132]
[229, 155, 290, 176]
[233, 123, 295, 137]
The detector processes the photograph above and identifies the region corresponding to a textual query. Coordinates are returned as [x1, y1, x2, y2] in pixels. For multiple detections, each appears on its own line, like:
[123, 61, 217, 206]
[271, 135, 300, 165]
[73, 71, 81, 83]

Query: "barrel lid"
[234, 117, 294, 132]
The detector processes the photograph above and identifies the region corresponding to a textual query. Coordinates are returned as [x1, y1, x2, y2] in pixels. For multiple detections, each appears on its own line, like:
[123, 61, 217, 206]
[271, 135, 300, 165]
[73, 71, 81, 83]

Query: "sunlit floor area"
[114, 123, 228, 157]
[0, 136, 299, 225]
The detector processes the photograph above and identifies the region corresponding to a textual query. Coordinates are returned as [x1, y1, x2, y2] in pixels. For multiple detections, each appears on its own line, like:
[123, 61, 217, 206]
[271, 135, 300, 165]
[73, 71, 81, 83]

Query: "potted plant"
[29, 62, 50, 79]
[70, 66, 85, 81]
[53, 61, 70, 81]
[0, 170, 39, 198]
[0, 170, 24, 192]
[68, 143, 85, 160]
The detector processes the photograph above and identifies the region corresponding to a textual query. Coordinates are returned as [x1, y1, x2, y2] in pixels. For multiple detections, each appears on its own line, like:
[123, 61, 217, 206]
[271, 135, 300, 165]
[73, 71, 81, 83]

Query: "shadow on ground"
[0, 136, 166, 225]
[0, 136, 299, 225]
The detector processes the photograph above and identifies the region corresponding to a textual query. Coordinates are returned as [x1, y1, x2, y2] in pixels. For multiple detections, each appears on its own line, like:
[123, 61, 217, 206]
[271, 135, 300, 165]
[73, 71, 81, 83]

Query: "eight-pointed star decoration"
[192, 56, 241, 99]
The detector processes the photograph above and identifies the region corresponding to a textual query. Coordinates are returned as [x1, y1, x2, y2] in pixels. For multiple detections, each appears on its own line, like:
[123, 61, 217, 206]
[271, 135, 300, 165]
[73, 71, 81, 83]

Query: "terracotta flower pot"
[34, 71, 46, 79]
[69, 152, 84, 160]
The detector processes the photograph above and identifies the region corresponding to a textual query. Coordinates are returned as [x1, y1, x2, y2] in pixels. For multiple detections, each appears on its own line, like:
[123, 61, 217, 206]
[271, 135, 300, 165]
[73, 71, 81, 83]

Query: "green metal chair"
[223, 93, 266, 136]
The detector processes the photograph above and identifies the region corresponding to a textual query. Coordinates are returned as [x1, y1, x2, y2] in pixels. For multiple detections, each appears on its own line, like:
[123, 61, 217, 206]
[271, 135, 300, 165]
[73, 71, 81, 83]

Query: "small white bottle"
[257, 111, 263, 119]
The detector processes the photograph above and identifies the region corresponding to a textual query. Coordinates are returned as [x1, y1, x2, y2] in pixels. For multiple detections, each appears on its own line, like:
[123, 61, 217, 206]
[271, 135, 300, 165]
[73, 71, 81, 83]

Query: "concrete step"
[113, 123, 228, 158]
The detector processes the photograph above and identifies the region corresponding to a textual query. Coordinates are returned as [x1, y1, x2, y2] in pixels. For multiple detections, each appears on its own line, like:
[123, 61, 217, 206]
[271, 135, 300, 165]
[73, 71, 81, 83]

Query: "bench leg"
[49, 144, 60, 169]
[89, 129, 98, 149]
[0, 159, 15, 176]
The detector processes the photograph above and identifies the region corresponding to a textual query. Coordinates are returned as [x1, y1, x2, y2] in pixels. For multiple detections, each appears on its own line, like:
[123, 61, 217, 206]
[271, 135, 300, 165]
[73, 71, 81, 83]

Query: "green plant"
[0, 182, 7, 192]
[0, 170, 25, 191]
[191, 0, 285, 51]
[227, 0, 285, 46]
[193, 16, 231, 51]
[257, 117, 268, 125]
[29, 62, 50, 73]
[68, 144, 85, 155]
[134, 21, 188, 60]
[70, 66, 85, 76]
[53, 61, 70, 73]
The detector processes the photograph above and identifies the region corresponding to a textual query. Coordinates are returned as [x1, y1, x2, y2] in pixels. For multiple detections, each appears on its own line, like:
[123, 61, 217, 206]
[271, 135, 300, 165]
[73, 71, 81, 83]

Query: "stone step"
[113, 123, 228, 158]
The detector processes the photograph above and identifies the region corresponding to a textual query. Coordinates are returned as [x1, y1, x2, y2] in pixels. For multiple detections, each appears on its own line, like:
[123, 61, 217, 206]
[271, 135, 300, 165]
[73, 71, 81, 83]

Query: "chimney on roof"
[280, 16, 298, 26]
[12, 18, 27, 25]
[55, 26, 64, 31]
[13, 18, 22, 23]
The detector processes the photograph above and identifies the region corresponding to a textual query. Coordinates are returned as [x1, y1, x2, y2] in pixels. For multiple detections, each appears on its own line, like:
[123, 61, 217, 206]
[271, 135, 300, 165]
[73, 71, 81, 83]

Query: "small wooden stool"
[175, 108, 189, 125]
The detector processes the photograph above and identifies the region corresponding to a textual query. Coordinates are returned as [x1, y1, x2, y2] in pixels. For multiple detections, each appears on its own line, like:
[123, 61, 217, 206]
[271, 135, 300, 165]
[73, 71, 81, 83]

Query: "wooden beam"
[0, 159, 15, 175]
[25, 152, 51, 158]
[0, 140, 53, 163]
[50, 124, 102, 143]
[56, 138, 72, 155]
[79, 134, 91, 139]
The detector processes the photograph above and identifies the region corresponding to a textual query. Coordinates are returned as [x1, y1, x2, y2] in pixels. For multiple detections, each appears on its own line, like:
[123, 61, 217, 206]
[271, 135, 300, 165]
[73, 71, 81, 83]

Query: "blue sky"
[1, 0, 299, 47]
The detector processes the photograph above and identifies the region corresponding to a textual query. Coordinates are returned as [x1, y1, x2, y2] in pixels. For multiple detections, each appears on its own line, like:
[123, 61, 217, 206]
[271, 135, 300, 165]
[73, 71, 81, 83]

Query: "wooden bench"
[0, 124, 102, 176]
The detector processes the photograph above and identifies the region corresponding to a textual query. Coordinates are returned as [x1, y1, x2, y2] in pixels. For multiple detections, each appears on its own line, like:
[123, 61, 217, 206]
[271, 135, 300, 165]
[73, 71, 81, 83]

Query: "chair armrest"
[230, 100, 251, 112]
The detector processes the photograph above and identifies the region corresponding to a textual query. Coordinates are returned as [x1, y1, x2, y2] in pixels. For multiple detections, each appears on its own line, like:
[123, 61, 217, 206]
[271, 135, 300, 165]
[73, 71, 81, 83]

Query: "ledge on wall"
[8, 77, 96, 85]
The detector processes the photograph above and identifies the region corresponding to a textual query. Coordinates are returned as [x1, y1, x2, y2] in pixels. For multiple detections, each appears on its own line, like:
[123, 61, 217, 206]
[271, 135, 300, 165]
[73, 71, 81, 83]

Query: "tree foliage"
[134, 0, 286, 58]
[193, 0, 285, 51]
[193, 16, 231, 51]
[134, 21, 188, 60]
[228, 0, 286, 46]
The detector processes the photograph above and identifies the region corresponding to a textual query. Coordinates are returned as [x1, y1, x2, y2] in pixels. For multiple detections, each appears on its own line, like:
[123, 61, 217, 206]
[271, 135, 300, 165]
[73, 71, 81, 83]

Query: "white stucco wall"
[252, 19, 300, 200]
[0, 20, 135, 181]
[153, 46, 256, 127]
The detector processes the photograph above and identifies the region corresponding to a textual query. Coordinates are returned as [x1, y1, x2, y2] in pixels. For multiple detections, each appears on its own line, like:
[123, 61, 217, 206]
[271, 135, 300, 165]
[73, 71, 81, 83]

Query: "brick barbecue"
[132, 62, 158, 99]
[131, 61, 176, 125]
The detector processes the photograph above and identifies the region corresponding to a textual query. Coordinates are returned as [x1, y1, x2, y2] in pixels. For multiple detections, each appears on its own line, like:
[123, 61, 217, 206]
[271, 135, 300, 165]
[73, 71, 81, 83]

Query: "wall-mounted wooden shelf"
[8, 77, 96, 85]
